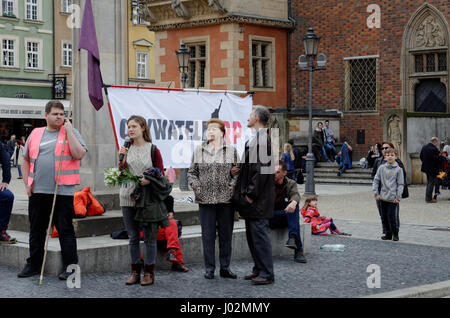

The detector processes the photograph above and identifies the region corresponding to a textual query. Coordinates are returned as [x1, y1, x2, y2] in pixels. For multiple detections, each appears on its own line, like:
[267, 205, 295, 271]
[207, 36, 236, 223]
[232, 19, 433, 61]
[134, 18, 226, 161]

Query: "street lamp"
[298, 27, 327, 196]
[175, 42, 190, 191]
[176, 42, 190, 89]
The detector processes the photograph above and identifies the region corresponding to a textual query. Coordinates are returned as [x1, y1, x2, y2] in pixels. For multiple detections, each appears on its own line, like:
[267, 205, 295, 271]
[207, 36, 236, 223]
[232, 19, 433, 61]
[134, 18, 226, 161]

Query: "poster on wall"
[106, 86, 253, 168]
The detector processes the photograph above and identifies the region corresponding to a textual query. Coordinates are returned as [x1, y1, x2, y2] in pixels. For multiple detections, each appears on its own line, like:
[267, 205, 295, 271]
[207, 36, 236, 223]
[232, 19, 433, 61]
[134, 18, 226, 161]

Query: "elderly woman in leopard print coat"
[187, 118, 239, 280]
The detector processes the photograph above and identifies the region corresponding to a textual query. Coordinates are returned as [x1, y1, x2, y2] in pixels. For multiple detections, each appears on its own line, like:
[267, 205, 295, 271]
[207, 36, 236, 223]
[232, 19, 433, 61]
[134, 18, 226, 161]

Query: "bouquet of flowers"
[104, 167, 141, 188]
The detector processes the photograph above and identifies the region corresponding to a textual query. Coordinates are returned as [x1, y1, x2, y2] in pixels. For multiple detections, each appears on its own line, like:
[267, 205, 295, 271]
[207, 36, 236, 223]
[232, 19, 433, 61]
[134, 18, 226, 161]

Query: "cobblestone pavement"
[1, 234, 450, 298]
[3, 168, 450, 298]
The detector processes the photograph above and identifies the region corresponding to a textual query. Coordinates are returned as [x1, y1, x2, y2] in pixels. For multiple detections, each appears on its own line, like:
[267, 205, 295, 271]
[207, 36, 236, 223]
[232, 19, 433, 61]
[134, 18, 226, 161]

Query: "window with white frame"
[2, 39, 15, 67]
[61, 0, 72, 13]
[26, 41, 39, 69]
[26, 0, 38, 20]
[187, 43, 206, 88]
[62, 42, 72, 67]
[136, 52, 148, 79]
[251, 41, 272, 88]
[2, 0, 15, 16]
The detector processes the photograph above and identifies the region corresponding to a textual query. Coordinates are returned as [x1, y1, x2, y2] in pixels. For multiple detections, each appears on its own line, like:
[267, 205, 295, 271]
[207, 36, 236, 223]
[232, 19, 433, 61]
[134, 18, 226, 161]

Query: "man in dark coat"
[0, 141, 16, 244]
[420, 137, 445, 203]
[232, 105, 275, 285]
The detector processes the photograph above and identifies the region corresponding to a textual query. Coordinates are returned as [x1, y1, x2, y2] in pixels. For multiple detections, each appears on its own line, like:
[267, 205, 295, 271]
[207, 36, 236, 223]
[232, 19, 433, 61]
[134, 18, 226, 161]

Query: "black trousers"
[245, 218, 274, 280]
[27, 194, 78, 269]
[426, 173, 438, 201]
[379, 200, 400, 236]
[198, 203, 235, 273]
[376, 200, 400, 234]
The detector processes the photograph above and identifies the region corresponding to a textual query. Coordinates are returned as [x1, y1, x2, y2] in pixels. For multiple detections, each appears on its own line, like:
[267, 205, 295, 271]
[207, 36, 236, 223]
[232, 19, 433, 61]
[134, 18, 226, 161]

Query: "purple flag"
[78, 0, 104, 111]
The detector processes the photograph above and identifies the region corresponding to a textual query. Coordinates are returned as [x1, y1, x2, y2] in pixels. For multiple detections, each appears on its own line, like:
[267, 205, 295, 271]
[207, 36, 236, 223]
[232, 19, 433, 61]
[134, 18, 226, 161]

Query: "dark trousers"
[0, 189, 14, 231]
[27, 194, 78, 269]
[426, 173, 438, 201]
[379, 200, 400, 236]
[269, 206, 303, 252]
[376, 200, 400, 234]
[245, 218, 274, 280]
[199, 203, 235, 273]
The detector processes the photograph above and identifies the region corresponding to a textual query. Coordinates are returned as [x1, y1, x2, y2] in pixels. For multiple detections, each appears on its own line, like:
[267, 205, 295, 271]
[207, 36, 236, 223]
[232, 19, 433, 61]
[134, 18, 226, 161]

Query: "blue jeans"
[269, 206, 303, 252]
[122, 206, 157, 265]
[324, 142, 338, 160]
[321, 146, 330, 161]
[0, 189, 14, 231]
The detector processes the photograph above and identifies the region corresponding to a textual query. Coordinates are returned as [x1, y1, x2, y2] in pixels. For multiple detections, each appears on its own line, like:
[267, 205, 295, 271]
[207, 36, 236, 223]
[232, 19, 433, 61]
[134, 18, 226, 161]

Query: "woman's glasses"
[381, 147, 389, 150]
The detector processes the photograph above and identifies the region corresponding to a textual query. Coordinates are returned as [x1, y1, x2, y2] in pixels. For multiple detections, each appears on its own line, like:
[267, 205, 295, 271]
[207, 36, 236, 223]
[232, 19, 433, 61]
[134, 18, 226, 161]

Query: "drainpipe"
[287, 0, 296, 110]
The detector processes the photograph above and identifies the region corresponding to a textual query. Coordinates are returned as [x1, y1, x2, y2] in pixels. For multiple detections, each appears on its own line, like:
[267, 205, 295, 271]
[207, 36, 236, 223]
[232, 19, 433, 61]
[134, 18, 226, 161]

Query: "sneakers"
[58, 268, 75, 280]
[166, 249, 177, 262]
[381, 234, 392, 240]
[285, 237, 297, 250]
[171, 263, 189, 272]
[426, 199, 437, 203]
[0, 231, 17, 244]
[294, 251, 307, 263]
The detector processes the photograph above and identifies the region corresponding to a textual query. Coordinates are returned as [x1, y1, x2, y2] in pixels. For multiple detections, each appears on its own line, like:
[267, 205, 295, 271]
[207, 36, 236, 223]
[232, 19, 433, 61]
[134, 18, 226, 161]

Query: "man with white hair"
[420, 137, 445, 203]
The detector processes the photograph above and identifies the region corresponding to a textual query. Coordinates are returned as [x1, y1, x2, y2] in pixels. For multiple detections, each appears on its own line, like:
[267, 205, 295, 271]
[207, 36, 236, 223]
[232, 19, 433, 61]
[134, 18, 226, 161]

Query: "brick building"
[289, 0, 450, 167]
[140, 0, 292, 108]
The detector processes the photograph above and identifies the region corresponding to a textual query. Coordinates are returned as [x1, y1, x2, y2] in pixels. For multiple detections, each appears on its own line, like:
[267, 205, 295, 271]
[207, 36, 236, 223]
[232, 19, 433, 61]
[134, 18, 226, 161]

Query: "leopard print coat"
[187, 141, 238, 204]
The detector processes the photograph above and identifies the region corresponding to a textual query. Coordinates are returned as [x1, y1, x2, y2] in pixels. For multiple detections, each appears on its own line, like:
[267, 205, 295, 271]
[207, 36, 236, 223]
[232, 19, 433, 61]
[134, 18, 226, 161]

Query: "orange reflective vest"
[27, 126, 80, 186]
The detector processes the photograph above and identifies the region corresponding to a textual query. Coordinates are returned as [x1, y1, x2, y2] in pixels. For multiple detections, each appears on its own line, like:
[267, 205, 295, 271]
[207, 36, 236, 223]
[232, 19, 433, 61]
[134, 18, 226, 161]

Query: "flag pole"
[39, 31, 79, 286]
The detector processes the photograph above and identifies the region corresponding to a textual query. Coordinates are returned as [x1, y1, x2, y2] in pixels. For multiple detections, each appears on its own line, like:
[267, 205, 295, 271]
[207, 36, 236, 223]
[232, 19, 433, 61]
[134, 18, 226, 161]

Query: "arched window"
[401, 4, 449, 113]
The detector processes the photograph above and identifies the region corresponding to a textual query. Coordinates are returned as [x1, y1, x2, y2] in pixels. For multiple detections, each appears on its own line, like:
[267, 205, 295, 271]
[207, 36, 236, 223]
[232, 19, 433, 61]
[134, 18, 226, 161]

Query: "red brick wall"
[290, 0, 450, 158]
[238, 24, 288, 108]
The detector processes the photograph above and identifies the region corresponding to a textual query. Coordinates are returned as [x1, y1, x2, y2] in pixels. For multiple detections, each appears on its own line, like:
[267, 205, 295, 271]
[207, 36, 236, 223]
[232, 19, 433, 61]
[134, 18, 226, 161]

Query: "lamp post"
[298, 27, 327, 196]
[175, 42, 190, 191]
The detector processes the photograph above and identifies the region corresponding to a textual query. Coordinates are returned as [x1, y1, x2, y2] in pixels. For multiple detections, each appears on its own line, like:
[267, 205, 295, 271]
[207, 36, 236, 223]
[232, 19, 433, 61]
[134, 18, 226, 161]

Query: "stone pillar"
[72, 0, 128, 209]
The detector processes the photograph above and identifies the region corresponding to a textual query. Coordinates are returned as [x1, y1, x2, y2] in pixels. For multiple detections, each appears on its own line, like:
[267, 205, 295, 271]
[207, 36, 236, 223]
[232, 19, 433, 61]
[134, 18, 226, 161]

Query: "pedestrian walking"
[118, 115, 166, 286]
[0, 140, 16, 244]
[232, 105, 275, 285]
[18, 100, 87, 279]
[420, 137, 446, 203]
[373, 148, 404, 241]
[188, 118, 239, 280]
[6, 135, 16, 161]
[11, 140, 24, 179]
[281, 143, 296, 180]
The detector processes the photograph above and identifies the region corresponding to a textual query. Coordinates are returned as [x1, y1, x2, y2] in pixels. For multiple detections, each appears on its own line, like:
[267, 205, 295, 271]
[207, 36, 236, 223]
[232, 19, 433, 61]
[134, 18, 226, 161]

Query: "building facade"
[54, 0, 73, 100]
[290, 0, 450, 182]
[128, 0, 155, 85]
[0, 0, 54, 140]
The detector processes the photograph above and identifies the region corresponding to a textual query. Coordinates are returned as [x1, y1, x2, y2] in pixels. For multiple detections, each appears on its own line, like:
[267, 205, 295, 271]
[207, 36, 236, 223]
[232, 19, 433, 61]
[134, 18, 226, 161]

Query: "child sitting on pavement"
[301, 196, 351, 236]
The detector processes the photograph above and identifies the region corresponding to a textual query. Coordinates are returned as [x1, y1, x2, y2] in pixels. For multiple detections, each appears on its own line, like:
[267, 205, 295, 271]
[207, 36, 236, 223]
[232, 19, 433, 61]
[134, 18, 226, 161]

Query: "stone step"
[312, 172, 372, 180]
[313, 167, 372, 175]
[312, 177, 373, 185]
[0, 221, 312, 276]
[8, 203, 208, 238]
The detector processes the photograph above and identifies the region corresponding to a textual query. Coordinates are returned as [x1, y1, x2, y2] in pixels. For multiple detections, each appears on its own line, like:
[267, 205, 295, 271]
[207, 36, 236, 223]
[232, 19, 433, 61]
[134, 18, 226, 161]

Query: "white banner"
[107, 87, 253, 168]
